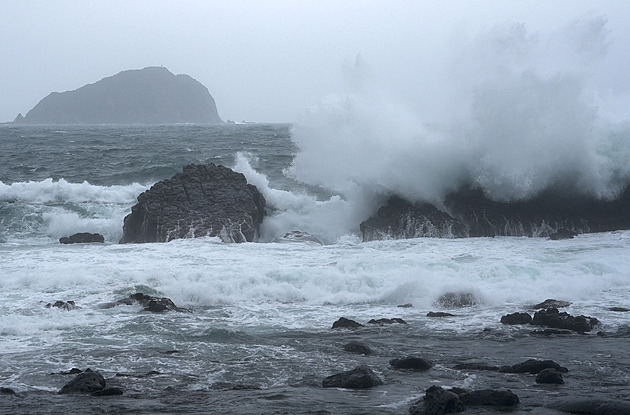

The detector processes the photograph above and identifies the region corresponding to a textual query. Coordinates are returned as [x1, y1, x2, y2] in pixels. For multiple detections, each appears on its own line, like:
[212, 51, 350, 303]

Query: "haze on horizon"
[1, 0, 630, 124]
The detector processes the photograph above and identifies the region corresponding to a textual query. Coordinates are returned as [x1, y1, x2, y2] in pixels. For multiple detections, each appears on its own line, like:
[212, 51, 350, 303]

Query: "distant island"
[14, 67, 223, 124]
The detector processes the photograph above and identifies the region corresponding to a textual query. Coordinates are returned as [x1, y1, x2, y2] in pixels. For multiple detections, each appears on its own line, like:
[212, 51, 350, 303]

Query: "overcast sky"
[2, 1, 630, 123]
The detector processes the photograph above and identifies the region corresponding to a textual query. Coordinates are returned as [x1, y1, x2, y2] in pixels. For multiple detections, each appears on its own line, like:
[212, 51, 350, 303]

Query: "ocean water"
[1, 124, 629, 414]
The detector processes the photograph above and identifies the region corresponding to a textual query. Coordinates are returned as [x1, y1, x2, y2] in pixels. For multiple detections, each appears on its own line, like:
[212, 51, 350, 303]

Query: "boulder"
[120, 164, 265, 244]
[343, 342, 372, 355]
[389, 356, 433, 371]
[409, 386, 464, 415]
[0, 387, 17, 396]
[499, 359, 568, 374]
[59, 232, 104, 244]
[113, 293, 189, 313]
[46, 300, 81, 311]
[500, 312, 532, 325]
[532, 299, 571, 309]
[535, 368, 564, 384]
[332, 317, 363, 329]
[531, 308, 599, 332]
[58, 369, 106, 394]
[455, 389, 519, 407]
[552, 399, 630, 415]
[435, 292, 478, 308]
[322, 365, 383, 389]
[367, 318, 407, 325]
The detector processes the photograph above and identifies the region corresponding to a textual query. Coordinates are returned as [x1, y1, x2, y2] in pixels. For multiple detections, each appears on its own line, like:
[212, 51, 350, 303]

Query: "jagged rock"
[271, 231, 323, 244]
[332, 317, 363, 329]
[455, 389, 519, 407]
[17, 67, 222, 125]
[552, 399, 630, 415]
[322, 365, 383, 389]
[427, 311, 456, 317]
[113, 293, 189, 313]
[435, 292, 478, 308]
[46, 300, 81, 311]
[453, 363, 500, 371]
[532, 308, 599, 332]
[500, 312, 532, 325]
[536, 368, 564, 384]
[58, 369, 106, 394]
[533, 299, 571, 309]
[120, 164, 265, 244]
[367, 317, 407, 325]
[389, 356, 433, 371]
[549, 229, 578, 240]
[343, 342, 372, 355]
[499, 359, 568, 374]
[409, 386, 464, 415]
[59, 232, 104, 244]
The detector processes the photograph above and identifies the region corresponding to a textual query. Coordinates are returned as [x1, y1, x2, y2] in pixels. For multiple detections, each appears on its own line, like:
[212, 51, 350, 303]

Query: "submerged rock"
[58, 369, 106, 394]
[455, 389, 519, 407]
[0, 387, 17, 396]
[453, 362, 500, 371]
[113, 293, 189, 313]
[322, 365, 383, 389]
[59, 232, 104, 244]
[535, 368, 564, 384]
[367, 317, 407, 325]
[343, 342, 373, 355]
[389, 356, 433, 371]
[549, 229, 578, 240]
[427, 311, 456, 317]
[435, 292, 478, 308]
[531, 308, 599, 332]
[120, 164, 265, 244]
[46, 300, 81, 311]
[552, 399, 630, 415]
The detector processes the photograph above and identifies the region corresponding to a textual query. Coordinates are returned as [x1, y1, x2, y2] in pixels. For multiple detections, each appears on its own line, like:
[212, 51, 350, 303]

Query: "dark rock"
[115, 370, 160, 378]
[92, 387, 124, 396]
[343, 341, 372, 355]
[499, 359, 568, 374]
[322, 365, 383, 389]
[0, 387, 17, 396]
[453, 363, 500, 371]
[360, 187, 630, 241]
[271, 231, 323, 245]
[409, 386, 464, 415]
[456, 389, 519, 407]
[120, 164, 265, 244]
[46, 300, 81, 311]
[532, 307, 599, 332]
[533, 299, 571, 309]
[367, 317, 407, 325]
[114, 293, 189, 313]
[58, 368, 106, 394]
[500, 312, 532, 325]
[552, 399, 630, 415]
[435, 292, 478, 308]
[59, 232, 104, 244]
[361, 196, 469, 241]
[535, 368, 564, 384]
[549, 229, 578, 240]
[18, 67, 222, 125]
[531, 329, 576, 336]
[389, 356, 433, 371]
[210, 382, 261, 390]
[332, 317, 363, 329]
[50, 368, 83, 375]
[398, 303, 414, 308]
[427, 311, 456, 317]
[610, 307, 630, 312]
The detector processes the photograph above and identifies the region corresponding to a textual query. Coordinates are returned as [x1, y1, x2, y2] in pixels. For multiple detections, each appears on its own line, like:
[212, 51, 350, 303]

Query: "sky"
[1, 1, 630, 123]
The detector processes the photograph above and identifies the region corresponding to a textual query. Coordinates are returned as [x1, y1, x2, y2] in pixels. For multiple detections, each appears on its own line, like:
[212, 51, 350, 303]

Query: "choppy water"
[1, 124, 629, 414]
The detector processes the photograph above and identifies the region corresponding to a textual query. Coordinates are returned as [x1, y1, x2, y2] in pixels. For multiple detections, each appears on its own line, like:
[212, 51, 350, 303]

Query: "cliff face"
[17, 67, 223, 124]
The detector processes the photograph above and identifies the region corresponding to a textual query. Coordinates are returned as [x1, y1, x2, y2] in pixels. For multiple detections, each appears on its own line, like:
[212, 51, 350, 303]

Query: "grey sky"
[2, 1, 630, 123]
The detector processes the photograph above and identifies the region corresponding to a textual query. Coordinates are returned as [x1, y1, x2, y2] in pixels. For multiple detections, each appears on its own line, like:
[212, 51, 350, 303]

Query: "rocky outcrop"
[46, 300, 81, 311]
[498, 359, 568, 374]
[120, 164, 265, 243]
[532, 299, 571, 309]
[531, 308, 599, 333]
[322, 366, 383, 389]
[409, 386, 464, 415]
[367, 318, 407, 325]
[500, 312, 532, 325]
[58, 369, 106, 394]
[59, 232, 104, 244]
[17, 67, 222, 125]
[331, 317, 363, 329]
[111, 293, 189, 313]
[361, 187, 630, 240]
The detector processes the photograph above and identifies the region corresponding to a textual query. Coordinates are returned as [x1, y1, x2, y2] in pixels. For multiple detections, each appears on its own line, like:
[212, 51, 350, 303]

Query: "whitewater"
[2, 20, 630, 414]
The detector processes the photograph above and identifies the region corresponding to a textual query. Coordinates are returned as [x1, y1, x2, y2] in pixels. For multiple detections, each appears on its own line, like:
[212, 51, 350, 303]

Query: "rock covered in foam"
[120, 164, 265, 243]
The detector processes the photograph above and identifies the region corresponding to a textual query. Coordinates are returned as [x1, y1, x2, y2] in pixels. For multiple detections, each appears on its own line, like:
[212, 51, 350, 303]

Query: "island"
[14, 67, 223, 124]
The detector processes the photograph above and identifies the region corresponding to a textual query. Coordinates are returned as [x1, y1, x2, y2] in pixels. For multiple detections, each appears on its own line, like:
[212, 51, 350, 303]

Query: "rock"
[535, 368, 564, 384]
[532, 308, 599, 332]
[549, 229, 578, 240]
[389, 356, 433, 371]
[609, 307, 630, 312]
[46, 300, 81, 311]
[427, 311, 456, 317]
[17, 67, 222, 125]
[50, 368, 83, 375]
[435, 292, 478, 308]
[114, 293, 189, 313]
[367, 317, 407, 325]
[58, 368, 106, 394]
[332, 317, 363, 329]
[343, 342, 372, 355]
[398, 303, 414, 308]
[322, 365, 383, 389]
[499, 359, 568, 374]
[455, 389, 519, 407]
[531, 329, 576, 336]
[453, 363, 500, 371]
[271, 231, 323, 245]
[115, 370, 161, 378]
[552, 399, 630, 415]
[92, 387, 124, 396]
[0, 387, 17, 396]
[408, 386, 464, 415]
[120, 164, 265, 244]
[533, 299, 571, 309]
[59, 232, 104, 244]
[500, 312, 532, 325]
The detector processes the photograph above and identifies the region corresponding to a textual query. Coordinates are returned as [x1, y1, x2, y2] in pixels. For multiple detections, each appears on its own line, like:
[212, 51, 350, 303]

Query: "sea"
[1, 123, 629, 414]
